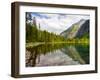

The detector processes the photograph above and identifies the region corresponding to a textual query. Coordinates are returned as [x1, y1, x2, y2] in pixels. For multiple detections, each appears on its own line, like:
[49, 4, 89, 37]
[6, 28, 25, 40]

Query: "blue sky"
[29, 12, 90, 34]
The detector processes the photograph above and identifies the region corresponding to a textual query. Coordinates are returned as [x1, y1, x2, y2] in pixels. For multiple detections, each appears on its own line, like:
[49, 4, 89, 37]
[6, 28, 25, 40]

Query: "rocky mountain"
[60, 19, 89, 39]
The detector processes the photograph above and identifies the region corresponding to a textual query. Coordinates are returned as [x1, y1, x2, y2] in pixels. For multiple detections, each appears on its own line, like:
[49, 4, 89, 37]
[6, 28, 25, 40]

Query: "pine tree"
[26, 12, 32, 22]
[33, 17, 36, 26]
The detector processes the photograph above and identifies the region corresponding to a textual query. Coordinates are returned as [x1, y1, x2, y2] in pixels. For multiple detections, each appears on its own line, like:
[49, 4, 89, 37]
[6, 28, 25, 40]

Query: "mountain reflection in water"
[26, 43, 89, 67]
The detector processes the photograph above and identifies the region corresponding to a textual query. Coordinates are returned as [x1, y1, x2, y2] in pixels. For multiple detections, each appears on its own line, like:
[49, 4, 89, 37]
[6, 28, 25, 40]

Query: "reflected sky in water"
[26, 43, 89, 67]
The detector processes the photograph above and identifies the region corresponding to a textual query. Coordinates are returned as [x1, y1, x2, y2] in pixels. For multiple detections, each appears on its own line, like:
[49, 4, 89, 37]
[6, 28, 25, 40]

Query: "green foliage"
[65, 38, 89, 44]
[81, 33, 89, 38]
[26, 24, 38, 42]
[71, 24, 79, 32]
[26, 23, 65, 43]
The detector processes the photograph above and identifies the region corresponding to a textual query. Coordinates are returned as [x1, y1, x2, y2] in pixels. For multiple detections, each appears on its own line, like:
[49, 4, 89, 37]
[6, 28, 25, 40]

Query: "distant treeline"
[26, 23, 65, 43]
[26, 23, 89, 44]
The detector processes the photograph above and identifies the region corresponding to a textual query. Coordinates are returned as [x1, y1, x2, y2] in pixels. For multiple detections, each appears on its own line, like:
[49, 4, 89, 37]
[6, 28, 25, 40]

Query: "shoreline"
[26, 41, 89, 48]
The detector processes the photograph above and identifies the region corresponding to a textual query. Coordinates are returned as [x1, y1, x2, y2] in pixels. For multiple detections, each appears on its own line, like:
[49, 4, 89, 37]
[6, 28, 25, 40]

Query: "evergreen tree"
[26, 12, 32, 22]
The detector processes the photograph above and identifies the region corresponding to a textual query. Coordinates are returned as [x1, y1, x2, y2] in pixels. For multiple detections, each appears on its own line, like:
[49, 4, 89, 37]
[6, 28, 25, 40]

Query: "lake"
[26, 43, 89, 67]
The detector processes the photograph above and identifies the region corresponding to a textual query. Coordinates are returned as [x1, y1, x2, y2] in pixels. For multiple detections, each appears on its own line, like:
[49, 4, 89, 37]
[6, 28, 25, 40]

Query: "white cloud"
[31, 13, 90, 34]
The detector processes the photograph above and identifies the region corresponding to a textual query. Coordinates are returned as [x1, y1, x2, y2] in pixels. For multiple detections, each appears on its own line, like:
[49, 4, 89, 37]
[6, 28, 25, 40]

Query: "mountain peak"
[60, 19, 89, 39]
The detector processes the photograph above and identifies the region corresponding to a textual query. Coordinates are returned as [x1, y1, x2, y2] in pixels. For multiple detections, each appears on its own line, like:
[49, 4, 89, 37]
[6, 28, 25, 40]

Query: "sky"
[28, 12, 90, 35]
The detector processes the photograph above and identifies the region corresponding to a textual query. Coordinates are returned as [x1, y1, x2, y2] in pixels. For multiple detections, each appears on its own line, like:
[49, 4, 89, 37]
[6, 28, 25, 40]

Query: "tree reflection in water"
[26, 43, 89, 67]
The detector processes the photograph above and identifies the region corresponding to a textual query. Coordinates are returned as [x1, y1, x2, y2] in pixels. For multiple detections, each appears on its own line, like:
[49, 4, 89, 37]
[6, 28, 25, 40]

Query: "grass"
[26, 40, 89, 48]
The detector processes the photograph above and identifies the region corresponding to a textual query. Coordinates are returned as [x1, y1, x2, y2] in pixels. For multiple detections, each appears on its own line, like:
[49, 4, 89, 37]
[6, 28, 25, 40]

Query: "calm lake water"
[26, 43, 89, 67]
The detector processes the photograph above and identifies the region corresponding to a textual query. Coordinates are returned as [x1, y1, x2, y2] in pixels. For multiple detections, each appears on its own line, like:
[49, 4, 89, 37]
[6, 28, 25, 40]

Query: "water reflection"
[26, 43, 89, 67]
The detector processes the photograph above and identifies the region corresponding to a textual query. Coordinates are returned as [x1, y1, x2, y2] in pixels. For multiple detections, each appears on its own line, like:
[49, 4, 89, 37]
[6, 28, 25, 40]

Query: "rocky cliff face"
[60, 19, 89, 39]
[75, 20, 89, 38]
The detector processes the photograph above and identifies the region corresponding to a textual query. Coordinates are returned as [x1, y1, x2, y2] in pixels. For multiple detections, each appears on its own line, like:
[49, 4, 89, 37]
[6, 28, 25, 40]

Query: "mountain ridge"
[60, 19, 89, 39]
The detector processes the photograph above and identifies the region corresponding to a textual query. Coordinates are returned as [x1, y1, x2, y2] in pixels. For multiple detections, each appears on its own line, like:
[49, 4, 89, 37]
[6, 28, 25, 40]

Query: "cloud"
[30, 13, 90, 34]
